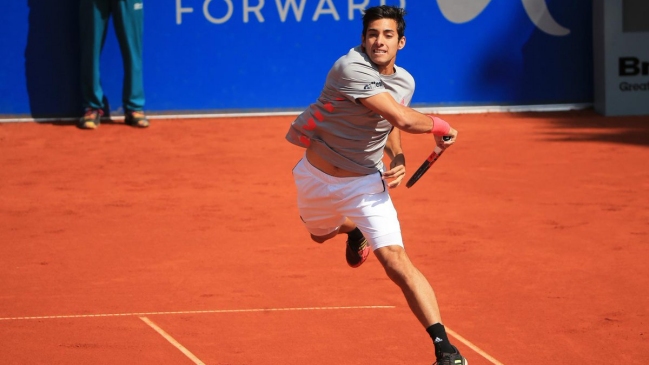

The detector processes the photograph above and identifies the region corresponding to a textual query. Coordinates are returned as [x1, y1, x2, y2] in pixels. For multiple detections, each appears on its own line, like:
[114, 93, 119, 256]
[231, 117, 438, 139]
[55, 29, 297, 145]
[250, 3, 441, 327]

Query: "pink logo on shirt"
[304, 118, 316, 131]
[313, 109, 324, 122]
[299, 135, 311, 147]
[323, 102, 334, 112]
[293, 100, 338, 148]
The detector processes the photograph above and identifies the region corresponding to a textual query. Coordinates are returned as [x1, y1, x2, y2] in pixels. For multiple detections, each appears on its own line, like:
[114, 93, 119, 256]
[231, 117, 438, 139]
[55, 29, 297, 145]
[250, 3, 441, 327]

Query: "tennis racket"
[405, 136, 451, 188]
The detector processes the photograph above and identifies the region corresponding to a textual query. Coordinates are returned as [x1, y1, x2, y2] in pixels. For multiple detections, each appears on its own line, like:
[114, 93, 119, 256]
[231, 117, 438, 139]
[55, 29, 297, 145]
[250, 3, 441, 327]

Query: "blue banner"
[0, 0, 592, 118]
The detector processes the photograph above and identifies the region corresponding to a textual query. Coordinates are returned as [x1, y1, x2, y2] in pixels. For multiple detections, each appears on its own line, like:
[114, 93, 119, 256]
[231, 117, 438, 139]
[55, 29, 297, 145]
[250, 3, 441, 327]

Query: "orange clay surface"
[1, 110, 648, 364]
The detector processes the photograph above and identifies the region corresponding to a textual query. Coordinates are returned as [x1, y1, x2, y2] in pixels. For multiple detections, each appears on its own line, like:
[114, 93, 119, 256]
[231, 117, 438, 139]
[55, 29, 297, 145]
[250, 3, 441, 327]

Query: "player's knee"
[384, 260, 410, 284]
[377, 246, 417, 286]
[376, 246, 413, 284]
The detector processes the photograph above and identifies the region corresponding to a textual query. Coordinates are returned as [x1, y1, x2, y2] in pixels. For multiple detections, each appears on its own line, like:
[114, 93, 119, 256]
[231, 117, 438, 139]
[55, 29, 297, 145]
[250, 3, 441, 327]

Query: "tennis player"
[286, 5, 466, 365]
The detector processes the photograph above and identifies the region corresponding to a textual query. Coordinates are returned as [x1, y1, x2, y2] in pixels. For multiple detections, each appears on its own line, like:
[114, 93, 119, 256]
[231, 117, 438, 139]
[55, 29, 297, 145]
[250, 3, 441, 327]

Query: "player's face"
[362, 18, 406, 75]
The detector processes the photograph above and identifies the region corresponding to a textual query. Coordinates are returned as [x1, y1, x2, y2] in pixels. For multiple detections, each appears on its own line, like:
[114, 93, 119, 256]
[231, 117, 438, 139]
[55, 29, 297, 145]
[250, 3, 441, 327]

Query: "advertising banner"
[0, 0, 593, 118]
[594, 0, 649, 116]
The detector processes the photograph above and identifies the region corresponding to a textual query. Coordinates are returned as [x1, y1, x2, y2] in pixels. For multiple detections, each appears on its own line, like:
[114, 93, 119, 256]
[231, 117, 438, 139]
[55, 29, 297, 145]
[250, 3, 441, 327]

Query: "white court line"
[0, 305, 503, 364]
[140, 316, 205, 365]
[446, 326, 505, 365]
[0, 305, 395, 321]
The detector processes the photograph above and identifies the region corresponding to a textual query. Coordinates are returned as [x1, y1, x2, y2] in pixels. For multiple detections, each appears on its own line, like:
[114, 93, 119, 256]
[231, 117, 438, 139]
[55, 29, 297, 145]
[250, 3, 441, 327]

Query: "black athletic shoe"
[345, 236, 369, 268]
[434, 346, 467, 365]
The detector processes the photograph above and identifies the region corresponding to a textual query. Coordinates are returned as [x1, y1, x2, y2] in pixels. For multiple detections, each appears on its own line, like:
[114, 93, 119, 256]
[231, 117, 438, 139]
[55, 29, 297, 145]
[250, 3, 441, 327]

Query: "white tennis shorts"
[292, 156, 403, 250]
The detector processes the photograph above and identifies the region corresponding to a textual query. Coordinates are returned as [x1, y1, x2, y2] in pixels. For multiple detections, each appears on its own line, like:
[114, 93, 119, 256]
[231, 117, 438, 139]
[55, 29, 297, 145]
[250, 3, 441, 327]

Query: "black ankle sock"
[426, 323, 455, 356]
[347, 227, 364, 242]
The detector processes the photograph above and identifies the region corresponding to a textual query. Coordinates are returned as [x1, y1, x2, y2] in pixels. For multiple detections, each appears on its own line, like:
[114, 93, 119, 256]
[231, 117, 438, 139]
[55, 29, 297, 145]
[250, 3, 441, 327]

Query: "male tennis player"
[286, 5, 466, 365]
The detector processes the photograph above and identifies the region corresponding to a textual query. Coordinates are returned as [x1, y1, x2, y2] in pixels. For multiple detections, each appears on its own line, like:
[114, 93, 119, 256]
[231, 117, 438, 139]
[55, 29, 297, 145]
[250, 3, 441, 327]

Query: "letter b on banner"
[618, 57, 648, 76]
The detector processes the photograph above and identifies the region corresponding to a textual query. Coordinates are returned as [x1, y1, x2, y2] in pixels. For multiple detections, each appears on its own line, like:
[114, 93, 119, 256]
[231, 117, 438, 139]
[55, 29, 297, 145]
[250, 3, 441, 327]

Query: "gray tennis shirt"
[286, 46, 415, 175]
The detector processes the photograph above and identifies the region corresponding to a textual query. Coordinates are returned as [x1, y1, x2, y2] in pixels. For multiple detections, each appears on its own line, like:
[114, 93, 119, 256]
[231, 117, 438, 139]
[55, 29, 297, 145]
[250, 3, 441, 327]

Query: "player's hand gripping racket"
[405, 136, 451, 188]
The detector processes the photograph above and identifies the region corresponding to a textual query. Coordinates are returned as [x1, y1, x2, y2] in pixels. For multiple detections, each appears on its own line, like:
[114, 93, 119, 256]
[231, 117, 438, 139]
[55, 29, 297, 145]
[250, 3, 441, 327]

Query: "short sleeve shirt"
[286, 46, 415, 175]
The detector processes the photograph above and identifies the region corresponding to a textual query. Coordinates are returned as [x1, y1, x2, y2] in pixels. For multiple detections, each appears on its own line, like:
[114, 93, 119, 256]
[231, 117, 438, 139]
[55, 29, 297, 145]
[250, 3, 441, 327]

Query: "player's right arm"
[359, 92, 458, 147]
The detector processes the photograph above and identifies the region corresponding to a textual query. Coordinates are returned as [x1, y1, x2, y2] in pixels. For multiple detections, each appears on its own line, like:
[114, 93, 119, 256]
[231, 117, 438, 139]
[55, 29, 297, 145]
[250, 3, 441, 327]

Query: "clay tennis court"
[1, 110, 648, 364]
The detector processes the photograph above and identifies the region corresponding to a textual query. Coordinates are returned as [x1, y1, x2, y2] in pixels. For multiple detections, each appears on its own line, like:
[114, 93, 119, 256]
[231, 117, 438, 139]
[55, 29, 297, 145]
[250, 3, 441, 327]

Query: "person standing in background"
[79, 0, 149, 129]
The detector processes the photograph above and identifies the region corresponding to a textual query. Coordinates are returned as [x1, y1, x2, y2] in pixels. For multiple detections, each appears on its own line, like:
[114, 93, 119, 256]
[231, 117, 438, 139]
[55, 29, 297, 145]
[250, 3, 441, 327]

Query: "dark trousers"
[80, 0, 145, 112]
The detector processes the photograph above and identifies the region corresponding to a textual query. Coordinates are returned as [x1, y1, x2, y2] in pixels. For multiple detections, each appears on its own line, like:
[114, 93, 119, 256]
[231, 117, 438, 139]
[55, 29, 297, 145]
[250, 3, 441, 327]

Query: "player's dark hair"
[362, 5, 407, 39]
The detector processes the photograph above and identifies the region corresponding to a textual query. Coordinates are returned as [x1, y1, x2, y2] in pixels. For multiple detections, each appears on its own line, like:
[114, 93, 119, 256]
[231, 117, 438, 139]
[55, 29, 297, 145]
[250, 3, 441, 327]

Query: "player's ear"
[398, 36, 406, 50]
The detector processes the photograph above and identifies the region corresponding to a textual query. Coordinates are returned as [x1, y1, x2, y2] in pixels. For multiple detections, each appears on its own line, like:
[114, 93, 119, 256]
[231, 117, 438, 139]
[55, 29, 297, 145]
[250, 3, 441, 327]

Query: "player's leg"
[293, 156, 346, 241]
[292, 157, 370, 267]
[309, 218, 369, 268]
[343, 186, 441, 325]
[342, 178, 466, 364]
[79, 0, 111, 128]
[112, 0, 148, 127]
[309, 217, 355, 243]
[374, 245, 466, 363]
[374, 246, 466, 363]
[374, 245, 442, 325]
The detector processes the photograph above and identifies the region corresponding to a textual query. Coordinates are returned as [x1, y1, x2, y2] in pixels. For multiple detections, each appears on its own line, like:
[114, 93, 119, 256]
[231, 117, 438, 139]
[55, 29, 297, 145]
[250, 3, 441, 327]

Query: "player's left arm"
[383, 127, 406, 189]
